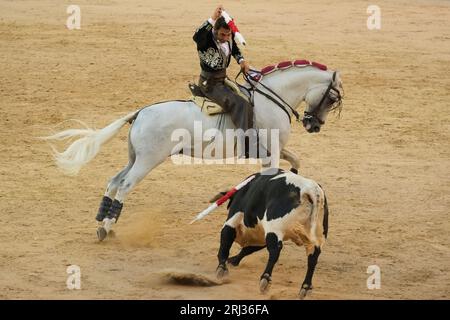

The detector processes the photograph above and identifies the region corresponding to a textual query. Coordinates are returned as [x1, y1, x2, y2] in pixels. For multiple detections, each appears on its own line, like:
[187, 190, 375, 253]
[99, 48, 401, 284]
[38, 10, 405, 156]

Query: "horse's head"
[302, 71, 343, 133]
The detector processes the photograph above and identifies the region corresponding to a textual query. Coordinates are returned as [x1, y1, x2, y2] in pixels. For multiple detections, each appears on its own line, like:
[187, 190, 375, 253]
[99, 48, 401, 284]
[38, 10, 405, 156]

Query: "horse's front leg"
[259, 140, 281, 171]
[280, 148, 300, 174]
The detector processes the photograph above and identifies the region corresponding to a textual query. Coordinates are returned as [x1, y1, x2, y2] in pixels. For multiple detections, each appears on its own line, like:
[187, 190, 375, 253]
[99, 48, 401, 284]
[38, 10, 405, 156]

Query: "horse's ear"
[333, 70, 342, 87]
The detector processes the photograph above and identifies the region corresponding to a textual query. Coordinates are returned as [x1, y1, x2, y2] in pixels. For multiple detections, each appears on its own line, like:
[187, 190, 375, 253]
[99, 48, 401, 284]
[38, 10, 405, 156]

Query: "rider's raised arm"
[193, 19, 214, 47]
[231, 34, 245, 64]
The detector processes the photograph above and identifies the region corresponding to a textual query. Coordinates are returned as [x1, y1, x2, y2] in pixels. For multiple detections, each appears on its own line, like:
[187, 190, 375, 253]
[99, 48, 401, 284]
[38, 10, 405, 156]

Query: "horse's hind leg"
[106, 164, 132, 198]
[97, 155, 165, 241]
[95, 138, 136, 223]
[95, 164, 131, 222]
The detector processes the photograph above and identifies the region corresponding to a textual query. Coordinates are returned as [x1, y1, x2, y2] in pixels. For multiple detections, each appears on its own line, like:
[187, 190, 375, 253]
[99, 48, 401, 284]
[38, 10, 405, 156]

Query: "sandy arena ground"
[0, 0, 449, 299]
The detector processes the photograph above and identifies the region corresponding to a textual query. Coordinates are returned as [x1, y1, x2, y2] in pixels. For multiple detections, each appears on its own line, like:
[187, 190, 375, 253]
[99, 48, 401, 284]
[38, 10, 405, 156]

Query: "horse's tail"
[41, 111, 139, 176]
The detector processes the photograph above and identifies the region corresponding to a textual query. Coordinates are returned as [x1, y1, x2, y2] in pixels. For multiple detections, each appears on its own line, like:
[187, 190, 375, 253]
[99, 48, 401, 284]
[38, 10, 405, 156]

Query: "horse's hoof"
[216, 265, 229, 279]
[97, 227, 108, 241]
[227, 256, 240, 267]
[259, 274, 271, 293]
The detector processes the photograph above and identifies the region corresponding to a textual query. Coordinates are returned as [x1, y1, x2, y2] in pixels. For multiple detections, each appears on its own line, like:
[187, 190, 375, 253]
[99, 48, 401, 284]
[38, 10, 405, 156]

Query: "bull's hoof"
[227, 256, 240, 267]
[259, 273, 271, 293]
[216, 264, 229, 279]
[96, 227, 108, 242]
[299, 284, 312, 300]
[299, 288, 308, 299]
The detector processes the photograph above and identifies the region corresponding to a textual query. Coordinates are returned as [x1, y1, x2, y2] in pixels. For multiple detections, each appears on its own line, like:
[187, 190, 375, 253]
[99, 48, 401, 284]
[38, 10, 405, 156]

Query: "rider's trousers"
[198, 75, 254, 132]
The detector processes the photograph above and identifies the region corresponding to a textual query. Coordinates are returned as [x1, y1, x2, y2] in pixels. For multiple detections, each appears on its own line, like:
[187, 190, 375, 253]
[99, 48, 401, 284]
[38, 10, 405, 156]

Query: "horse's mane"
[239, 59, 344, 118]
[250, 59, 329, 82]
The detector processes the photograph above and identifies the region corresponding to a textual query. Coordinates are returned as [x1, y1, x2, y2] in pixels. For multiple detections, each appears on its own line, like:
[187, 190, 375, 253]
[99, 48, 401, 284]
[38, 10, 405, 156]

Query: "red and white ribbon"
[221, 10, 246, 46]
[190, 175, 256, 224]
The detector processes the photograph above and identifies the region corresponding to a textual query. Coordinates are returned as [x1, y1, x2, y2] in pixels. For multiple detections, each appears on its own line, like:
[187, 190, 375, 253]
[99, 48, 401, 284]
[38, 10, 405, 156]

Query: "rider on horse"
[193, 5, 256, 157]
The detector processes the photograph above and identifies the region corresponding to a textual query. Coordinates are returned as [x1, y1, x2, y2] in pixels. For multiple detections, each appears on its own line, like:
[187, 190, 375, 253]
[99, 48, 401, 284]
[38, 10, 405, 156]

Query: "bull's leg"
[216, 225, 236, 279]
[216, 213, 243, 278]
[227, 245, 266, 266]
[299, 246, 321, 299]
[260, 232, 283, 293]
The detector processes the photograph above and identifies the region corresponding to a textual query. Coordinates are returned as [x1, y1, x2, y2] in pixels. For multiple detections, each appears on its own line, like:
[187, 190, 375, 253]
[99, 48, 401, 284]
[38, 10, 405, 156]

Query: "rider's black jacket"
[193, 20, 244, 74]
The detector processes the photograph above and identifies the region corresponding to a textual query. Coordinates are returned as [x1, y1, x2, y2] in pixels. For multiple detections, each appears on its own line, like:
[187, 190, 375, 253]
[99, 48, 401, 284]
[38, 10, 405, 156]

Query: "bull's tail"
[323, 193, 329, 239]
[306, 185, 329, 247]
[315, 184, 329, 239]
[41, 111, 139, 176]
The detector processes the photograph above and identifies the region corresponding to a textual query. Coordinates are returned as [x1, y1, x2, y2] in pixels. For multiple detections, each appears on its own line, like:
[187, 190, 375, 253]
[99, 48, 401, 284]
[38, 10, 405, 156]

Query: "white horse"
[42, 61, 343, 240]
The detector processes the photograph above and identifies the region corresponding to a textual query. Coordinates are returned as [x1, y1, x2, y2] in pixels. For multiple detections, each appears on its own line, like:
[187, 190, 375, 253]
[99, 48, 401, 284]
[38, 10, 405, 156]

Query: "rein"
[235, 68, 341, 126]
[235, 69, 300, 123]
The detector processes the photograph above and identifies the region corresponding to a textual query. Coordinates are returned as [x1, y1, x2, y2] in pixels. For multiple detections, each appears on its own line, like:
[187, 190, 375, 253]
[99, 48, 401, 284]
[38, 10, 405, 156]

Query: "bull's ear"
[209, 191, 228, 203]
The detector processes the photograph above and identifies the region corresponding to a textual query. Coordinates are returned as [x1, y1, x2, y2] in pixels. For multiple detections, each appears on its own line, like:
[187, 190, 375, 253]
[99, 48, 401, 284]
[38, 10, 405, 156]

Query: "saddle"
[188, 79, 250, 116]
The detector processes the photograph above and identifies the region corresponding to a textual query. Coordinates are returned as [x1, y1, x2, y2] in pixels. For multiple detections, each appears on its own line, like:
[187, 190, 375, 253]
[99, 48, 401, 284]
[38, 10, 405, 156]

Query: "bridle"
[303, 71, 342, 126]
[237, 69, 342, 126]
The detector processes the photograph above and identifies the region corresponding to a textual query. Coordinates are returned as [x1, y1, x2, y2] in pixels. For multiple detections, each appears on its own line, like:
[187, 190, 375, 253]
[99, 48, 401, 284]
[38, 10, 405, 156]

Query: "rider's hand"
[212, 5, 224, 21]
[240, 60, 250, 75]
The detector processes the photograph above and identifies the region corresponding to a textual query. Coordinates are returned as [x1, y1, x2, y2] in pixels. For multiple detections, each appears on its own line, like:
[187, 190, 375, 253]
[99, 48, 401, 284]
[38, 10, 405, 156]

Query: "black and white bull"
[215, 169, 329, 299]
